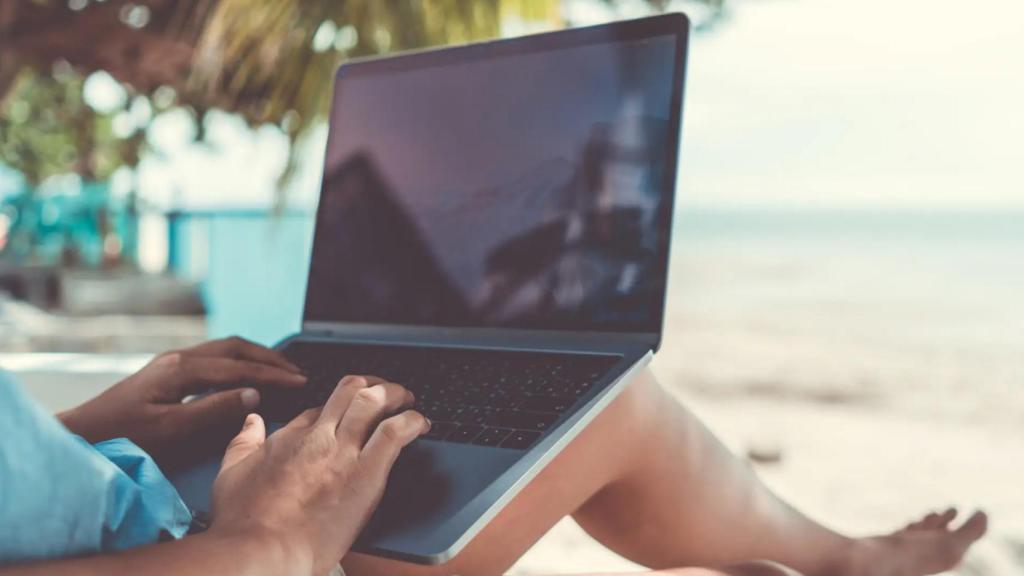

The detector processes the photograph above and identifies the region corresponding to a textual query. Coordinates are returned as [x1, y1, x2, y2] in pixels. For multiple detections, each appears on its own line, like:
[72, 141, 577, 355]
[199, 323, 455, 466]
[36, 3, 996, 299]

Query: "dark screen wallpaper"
[305, 34, 678, 332]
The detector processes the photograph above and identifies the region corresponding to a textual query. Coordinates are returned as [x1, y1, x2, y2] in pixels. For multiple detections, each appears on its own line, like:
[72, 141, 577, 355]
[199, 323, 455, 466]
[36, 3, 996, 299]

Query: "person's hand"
[58, 337, 307, 468]
[210, 375, 430, 575]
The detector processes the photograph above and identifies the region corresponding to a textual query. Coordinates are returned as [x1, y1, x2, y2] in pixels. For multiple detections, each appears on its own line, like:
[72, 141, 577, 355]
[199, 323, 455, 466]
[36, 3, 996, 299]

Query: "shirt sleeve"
[0, 371, 191, 565]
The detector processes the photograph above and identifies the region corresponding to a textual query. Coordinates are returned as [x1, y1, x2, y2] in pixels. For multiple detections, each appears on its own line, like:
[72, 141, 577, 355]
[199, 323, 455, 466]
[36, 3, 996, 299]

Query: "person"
[0, 337, 987, 576]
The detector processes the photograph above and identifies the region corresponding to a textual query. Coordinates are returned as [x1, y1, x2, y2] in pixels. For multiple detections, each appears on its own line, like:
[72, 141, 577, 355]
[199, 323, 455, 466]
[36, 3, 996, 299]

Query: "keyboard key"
[447, 424, 484, 443]
[472, 427, 512, 447]
[459, 389, 492, 406]
[459, 407, 490, 425]
[273, 341, 621, 444]
[487, 409, 558, 431]
[519, 395, 575, 413]
[500, 430, 541, 450]
[534, 383, 569, 397]
[421, 421, 458, 441]
[426, 405, 459, 422]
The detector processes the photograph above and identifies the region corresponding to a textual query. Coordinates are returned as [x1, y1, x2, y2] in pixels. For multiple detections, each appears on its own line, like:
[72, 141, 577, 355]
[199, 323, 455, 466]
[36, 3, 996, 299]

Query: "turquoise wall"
[190, 213, 315, 346]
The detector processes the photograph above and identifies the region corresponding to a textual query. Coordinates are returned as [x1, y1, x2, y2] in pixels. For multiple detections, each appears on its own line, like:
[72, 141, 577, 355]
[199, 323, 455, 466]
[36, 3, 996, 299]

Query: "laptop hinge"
[298, 321, 657, 356]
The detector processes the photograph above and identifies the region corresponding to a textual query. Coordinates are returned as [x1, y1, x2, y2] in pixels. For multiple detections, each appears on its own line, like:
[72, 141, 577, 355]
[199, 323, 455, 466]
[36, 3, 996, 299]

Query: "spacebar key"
[488, 410, 558, 431]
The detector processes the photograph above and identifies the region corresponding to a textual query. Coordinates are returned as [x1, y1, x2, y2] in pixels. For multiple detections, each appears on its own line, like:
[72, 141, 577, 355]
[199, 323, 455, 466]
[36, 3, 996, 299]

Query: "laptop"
[171, 13, 690, 565]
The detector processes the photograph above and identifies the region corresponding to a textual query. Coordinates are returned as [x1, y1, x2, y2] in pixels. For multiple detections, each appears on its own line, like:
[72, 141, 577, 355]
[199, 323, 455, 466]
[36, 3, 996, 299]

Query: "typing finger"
[186, 337, 301, 373]
[173, 357, 307, 395]
[336, 382, 415, 447]
[359, 410, 431, 480]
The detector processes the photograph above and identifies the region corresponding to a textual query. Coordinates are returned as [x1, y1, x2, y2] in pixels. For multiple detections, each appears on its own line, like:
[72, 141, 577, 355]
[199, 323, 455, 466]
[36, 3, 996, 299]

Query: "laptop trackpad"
[170, 429, 521, 552]
[355, 440, 520, 551]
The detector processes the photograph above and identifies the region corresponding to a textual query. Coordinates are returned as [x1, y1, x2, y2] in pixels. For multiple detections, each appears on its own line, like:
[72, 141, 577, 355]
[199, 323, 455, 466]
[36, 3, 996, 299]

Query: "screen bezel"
[302, 13, 690, 350]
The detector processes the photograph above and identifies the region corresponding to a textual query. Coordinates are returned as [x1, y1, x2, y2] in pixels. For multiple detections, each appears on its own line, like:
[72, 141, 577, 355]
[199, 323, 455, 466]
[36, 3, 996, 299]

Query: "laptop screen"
[305, 19, 684, 333]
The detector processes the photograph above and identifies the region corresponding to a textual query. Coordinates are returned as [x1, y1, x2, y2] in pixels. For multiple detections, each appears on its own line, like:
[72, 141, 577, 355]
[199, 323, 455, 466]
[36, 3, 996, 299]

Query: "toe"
[954, 511, 988, 544]
[873, 510, 988, 576]
[937, 508, 958, 529]
[906, 511, 944, 531]
[927, 511, 989, 572]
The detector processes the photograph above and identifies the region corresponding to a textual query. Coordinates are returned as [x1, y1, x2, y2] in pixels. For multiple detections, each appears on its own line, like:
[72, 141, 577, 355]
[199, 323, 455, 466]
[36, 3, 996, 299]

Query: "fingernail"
[241, 388, 260, 410]
[285, 362, 302, 373]
[408, 391, 416, 403]
[290, 373, 308, 383]
[424, 417, 432, 431]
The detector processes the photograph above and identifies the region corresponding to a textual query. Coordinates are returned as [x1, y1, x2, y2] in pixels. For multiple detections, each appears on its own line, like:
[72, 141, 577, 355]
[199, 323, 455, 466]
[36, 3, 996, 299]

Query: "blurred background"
[0, 0, 1021, 574]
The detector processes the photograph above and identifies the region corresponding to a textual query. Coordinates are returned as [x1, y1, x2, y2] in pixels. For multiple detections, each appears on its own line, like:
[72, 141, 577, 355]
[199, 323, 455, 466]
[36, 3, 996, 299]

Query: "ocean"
[658, 208, 1024, 425]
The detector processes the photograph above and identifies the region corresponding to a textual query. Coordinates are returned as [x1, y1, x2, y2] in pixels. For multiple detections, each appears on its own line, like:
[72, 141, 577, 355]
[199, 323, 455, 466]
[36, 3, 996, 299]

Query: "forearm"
[0, 530, 311, 576]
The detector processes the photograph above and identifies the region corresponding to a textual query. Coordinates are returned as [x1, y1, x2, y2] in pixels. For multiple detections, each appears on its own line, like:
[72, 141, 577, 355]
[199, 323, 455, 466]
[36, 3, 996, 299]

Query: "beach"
[6, 209, 1023, 574]
[511, 211, 1024, 574]
[512, 386, 1024, 574]
[14, 352, 1021, 575]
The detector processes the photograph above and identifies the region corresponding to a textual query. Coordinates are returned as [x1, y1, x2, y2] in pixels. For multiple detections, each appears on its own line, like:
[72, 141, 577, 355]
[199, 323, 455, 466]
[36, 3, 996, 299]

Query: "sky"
[677, 0, 1024, 209]
[122, 0, 1024, 211]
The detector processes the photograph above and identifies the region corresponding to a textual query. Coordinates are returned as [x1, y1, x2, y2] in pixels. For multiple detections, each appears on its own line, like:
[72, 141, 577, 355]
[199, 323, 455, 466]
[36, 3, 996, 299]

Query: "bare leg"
[342, 370, 985, 576]
[569, 371, 852, 571]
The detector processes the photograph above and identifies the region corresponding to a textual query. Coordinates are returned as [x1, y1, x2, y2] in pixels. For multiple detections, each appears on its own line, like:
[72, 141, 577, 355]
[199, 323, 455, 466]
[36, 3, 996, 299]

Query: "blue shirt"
[0, 371, 192, 564]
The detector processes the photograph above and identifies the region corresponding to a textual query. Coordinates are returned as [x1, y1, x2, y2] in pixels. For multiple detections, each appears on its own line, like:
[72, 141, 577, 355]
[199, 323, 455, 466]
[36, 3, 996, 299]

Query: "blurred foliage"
[0, 65, 138, 267]
[0, 0, 724, 199]
[0, 0, 724, 267]
[188, 0, 509, 186]
[0, 66, 126, 187]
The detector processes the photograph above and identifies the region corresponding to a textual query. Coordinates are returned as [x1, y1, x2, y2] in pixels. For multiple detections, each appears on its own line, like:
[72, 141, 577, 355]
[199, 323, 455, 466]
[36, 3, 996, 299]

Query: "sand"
[512, 385, 1024, 575]
[8, 353, 1021, 575]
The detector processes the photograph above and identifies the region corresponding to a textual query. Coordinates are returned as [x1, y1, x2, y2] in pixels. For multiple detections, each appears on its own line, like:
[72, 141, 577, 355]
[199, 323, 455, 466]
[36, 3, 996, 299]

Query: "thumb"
[221, 413, 266, 470]
[180, 387, 261, 432]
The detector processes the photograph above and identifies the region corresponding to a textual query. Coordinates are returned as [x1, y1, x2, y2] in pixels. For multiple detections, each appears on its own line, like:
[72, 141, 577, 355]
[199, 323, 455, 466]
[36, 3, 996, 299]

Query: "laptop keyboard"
[259, 341, 621, 451]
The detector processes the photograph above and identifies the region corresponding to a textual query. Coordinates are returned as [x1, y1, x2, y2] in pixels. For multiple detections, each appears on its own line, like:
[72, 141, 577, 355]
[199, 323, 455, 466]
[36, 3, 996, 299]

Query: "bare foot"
[845, 509, 988, 576]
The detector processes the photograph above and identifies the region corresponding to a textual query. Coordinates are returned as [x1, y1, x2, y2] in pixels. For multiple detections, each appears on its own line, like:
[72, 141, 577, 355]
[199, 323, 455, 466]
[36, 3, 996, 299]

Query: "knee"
[605, 366, 686, 440]
[608, 366, 663, 418]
